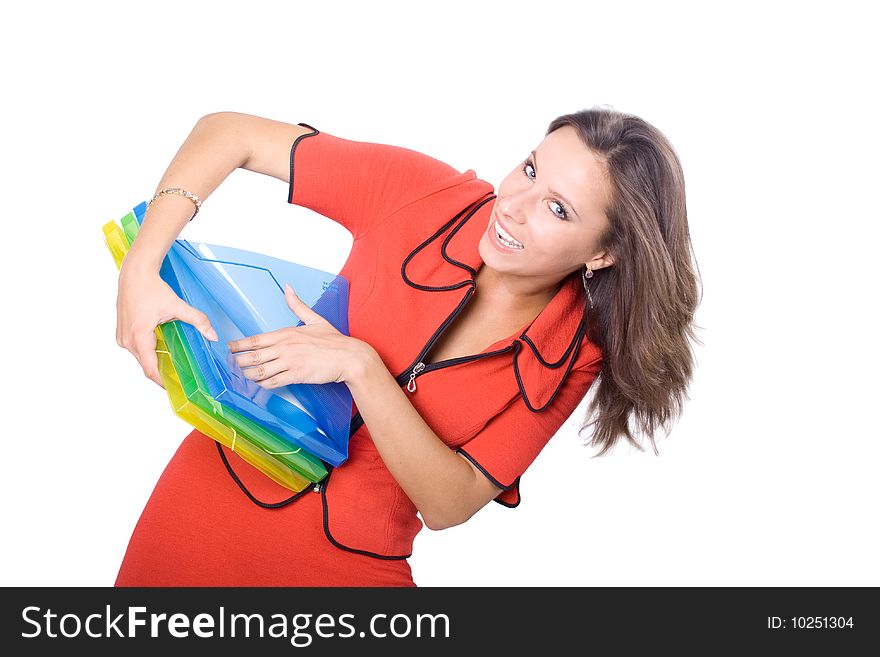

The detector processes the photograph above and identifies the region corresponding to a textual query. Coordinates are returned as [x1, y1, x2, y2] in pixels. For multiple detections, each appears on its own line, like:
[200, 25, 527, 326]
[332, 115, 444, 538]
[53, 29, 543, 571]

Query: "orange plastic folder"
[117, 202, 353, 466]
[102, 211, 334, 491]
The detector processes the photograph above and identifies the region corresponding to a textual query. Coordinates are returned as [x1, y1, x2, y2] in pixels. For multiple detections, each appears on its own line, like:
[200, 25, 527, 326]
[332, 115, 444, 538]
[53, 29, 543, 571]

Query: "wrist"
[343, 339, 382, 387]
[121, 250, 162, 277]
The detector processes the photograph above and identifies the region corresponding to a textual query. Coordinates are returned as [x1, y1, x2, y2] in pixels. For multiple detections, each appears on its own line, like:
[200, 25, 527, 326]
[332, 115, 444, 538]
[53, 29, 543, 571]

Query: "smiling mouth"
[493, 219, 524, 249]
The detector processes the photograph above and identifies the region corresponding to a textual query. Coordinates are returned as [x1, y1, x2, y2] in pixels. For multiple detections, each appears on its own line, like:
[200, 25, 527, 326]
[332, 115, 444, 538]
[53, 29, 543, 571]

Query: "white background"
[1, 0, 877, 587]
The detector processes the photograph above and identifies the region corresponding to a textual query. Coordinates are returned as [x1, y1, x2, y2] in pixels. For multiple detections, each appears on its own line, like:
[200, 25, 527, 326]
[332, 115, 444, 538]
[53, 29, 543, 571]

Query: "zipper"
[394, 284, 475, 393]
[313, 482, 322, 493]
[346, 278, 517, 436]
[405, 362, 426, 392]
[394, 283, 518, 394]
[401, 343, 519, 395]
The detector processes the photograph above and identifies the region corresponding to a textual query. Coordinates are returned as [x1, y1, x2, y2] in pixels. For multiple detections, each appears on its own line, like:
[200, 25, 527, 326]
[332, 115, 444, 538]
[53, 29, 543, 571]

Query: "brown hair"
[546, 106, 703, 457]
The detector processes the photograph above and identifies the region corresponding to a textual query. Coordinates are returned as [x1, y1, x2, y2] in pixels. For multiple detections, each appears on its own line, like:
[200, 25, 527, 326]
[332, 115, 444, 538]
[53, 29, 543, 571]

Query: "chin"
[477, 237, 499, 269]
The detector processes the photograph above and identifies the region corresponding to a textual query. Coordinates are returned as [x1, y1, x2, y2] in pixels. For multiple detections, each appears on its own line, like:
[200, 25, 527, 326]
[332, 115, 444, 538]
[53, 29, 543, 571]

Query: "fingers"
[228, 334, 258, 353]
[228, 331, 281, 353]
[176, 301, 219, 342]
[233, 345, 281, 369]
[226, 285, 329, 356]
[240, 358, 287, 384]
[147, 369, 165, 389]
[284, 283, 321, 326]
[132, 331, 165, 389]
[231, 344, 287, 385]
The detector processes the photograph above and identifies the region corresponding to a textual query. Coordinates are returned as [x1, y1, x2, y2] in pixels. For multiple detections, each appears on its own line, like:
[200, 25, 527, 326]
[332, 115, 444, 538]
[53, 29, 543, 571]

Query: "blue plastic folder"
[104, 216, 327, 490]
[129, 201, 353, 466]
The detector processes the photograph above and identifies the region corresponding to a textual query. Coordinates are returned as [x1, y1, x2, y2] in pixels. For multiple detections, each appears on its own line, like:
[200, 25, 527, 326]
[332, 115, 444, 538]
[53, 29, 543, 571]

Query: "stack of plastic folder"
[102, 201, 353, 492]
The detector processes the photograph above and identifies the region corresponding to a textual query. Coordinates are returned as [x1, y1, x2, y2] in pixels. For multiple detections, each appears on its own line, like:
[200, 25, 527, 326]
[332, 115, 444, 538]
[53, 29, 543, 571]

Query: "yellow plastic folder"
[103, 218, 326, 492]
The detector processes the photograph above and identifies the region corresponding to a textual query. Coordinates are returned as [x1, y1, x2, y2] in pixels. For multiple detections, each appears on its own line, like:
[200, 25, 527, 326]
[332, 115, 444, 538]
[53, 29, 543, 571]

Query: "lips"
[493, 216, 524, 248]
[488, 220, 524, 253]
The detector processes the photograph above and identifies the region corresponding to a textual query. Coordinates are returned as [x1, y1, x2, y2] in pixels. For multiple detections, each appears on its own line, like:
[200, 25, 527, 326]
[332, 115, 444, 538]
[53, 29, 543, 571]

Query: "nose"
[495, 195, 528, 226]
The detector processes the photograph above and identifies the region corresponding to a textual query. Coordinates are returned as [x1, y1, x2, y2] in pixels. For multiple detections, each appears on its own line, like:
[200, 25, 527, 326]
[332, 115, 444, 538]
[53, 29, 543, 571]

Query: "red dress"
[114, 123, 603, 586]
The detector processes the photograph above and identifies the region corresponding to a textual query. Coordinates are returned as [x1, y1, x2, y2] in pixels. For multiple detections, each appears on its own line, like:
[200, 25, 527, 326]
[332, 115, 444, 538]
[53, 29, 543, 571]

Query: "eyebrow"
[531, 149, 580, 219]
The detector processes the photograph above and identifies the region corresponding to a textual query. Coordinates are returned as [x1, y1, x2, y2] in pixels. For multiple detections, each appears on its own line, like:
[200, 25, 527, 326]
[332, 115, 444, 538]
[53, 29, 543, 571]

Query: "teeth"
[495, 221, 524, 248]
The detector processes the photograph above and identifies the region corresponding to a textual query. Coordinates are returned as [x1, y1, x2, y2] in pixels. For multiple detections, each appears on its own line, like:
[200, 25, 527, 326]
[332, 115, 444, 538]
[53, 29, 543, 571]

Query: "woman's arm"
[346, 345, 505, 531]
[123, 111, 312, 274]
[117, 112, 313, 385]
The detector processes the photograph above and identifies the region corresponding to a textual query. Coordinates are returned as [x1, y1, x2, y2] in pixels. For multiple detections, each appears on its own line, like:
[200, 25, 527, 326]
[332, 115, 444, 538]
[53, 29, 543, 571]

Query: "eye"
[550, 201, 568, 220]
[522, 157, 570, 221]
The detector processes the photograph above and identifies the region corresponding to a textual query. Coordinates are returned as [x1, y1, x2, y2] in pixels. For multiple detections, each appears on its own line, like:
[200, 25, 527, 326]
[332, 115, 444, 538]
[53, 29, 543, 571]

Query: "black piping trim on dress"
[457, 447, 522, 509]
[457, 447, 515, 490]
[216, 409, 364, 510]
[319, 465, 412, 560]
[400, 192, 495, 291]
[493, 492, 521, 509]
[520, 287, 586, 367]
[215, 441, 316, 508]
[287, 122, 320, 204]
[434, 195, 496, 277]
[217, 440, 412, 560]
[512, 306, 589, 413]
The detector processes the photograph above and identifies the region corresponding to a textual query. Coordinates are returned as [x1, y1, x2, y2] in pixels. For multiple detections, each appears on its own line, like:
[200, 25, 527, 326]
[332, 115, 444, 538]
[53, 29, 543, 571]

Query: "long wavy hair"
[546, 106, 703, 457]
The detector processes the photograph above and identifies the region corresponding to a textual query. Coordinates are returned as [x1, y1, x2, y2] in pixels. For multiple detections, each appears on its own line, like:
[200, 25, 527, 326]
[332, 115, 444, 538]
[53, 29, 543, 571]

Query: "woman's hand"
[228, 283, 367, 388]
[116, 259, 219, 389]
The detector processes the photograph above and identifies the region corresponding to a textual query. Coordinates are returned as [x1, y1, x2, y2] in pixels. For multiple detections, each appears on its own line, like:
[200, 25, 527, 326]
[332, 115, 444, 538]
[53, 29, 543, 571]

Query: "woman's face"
[479, 125, 614, 289]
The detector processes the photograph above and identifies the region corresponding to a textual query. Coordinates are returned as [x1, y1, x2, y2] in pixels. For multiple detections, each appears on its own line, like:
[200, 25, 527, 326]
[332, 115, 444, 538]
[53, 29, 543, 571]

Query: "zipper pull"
[312, 482, 322, 493]
[406, 362, 426, 393]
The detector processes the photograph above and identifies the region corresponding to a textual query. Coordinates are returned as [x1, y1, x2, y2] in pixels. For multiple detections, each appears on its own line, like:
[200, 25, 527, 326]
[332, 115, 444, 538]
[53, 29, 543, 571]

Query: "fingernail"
[208, 331, 218, 342]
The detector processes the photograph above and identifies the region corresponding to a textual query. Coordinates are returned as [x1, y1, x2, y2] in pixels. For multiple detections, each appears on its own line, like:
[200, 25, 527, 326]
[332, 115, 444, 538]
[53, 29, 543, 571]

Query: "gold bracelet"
[149, 187, 202, 220]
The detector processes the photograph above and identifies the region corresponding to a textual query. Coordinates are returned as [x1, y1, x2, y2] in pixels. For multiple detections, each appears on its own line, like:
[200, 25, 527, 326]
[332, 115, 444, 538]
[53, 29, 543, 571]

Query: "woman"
[113, 107, 701, 586]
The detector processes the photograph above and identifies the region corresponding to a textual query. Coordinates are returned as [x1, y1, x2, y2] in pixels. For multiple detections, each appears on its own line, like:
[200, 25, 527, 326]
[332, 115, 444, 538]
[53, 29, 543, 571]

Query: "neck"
[473, 264, 563, 318]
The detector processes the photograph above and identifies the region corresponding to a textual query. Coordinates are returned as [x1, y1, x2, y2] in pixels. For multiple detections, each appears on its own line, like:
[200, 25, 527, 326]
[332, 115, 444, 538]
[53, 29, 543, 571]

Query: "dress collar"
[400, 192, 601, 412]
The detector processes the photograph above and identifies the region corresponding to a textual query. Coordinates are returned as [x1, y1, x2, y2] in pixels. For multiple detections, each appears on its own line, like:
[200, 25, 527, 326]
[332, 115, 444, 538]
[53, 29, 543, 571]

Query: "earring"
[582, 266, 595, 311]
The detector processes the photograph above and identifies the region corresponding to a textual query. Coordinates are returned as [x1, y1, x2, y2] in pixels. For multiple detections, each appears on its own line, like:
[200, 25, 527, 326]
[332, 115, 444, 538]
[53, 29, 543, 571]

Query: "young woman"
[113, 108, 700, 586]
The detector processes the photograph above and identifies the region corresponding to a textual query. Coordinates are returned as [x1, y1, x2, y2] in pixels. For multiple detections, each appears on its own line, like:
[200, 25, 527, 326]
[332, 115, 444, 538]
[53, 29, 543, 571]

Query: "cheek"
[535, 229, 590, 263]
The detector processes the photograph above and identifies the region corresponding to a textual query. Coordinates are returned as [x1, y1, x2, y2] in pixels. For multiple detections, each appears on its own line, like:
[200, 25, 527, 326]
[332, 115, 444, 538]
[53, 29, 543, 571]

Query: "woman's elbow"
[422, 508, 474, 531]
[423, 517, 459, 532]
